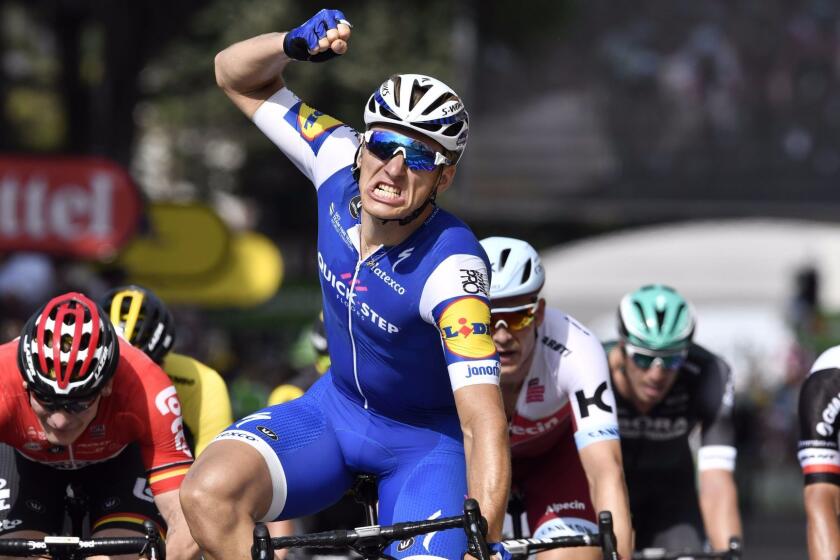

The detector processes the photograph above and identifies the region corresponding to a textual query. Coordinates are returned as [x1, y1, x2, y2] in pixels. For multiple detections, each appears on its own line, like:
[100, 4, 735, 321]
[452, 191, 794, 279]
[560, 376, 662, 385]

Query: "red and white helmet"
[18, 292, 120, 400]
[364, 74, 469, 162]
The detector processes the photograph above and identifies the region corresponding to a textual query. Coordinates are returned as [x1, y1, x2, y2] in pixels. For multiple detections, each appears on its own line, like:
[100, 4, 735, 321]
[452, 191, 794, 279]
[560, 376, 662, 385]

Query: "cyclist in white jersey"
[180, 9, 510, 560]
[480, 237, 632, 560]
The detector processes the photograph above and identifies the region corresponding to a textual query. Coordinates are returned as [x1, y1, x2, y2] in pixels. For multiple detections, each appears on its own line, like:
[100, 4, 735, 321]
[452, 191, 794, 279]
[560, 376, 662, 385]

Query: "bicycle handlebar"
[632, 536, 742, 560]
[0, 520, 165, 559]
[501, 511, 618, 560]
[253, 498, 491, 560]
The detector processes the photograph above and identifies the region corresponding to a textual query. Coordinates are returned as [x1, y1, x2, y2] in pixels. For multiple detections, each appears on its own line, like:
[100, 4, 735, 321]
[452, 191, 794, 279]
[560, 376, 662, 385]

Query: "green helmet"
[617, 284, 695, 351]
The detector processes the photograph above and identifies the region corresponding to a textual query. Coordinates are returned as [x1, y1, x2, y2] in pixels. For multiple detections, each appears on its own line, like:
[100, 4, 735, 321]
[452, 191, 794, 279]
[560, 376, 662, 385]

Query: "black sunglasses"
[29, 391, 99, 414]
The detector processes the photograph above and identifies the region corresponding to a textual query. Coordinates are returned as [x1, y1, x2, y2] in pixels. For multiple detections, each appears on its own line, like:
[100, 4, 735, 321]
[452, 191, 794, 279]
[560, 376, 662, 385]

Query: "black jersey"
[798, 346, 840, 485]
[608, 342, 736, 486]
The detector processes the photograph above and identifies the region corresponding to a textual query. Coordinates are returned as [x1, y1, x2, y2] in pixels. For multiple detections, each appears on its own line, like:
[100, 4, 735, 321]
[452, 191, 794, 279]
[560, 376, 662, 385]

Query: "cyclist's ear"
[535, 298, 546, 328]
[435, 164, 457, 195]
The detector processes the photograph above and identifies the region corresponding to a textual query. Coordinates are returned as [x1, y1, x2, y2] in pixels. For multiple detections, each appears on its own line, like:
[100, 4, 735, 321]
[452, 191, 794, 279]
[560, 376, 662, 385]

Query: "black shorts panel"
[0, 443, 164, 536]
[0, 443, 66, 535]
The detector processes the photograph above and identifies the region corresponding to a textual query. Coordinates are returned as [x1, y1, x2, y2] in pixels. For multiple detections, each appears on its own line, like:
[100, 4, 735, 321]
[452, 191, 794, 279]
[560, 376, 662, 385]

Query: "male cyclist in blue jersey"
[180, 8, 511, 560]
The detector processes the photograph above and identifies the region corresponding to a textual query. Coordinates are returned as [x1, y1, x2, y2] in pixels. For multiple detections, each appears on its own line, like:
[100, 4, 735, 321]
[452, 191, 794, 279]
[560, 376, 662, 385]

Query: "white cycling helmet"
[364, 74, 469, 162]
[480, 237, 545, 300]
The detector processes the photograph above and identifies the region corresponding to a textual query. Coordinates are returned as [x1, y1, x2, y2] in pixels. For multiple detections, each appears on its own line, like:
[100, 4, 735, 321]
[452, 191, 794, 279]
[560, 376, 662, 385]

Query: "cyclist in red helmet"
[0, 292, 199, 559]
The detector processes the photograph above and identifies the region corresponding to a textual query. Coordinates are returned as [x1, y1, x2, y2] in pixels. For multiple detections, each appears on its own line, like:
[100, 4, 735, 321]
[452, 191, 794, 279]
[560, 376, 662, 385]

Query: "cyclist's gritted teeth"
[371, 182, 404, 203]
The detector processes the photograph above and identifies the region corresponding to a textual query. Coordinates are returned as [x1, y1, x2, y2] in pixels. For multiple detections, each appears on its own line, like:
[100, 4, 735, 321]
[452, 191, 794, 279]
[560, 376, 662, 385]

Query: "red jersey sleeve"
[120, 342, 194, 494]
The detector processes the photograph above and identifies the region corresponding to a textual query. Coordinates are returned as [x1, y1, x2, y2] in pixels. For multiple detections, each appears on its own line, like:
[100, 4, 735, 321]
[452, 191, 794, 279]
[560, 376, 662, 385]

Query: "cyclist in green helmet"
[605, 284, 742, 553]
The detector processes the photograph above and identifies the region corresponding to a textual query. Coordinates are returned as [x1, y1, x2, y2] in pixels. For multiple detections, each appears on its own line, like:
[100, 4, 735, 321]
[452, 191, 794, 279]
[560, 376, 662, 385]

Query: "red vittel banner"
[0, 157, 143, 259]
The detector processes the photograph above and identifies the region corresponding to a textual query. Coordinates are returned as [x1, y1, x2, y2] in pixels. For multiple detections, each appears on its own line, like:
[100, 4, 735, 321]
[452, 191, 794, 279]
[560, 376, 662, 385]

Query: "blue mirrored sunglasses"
[624, 344, 687, 370]
[363, 130, 451, 172]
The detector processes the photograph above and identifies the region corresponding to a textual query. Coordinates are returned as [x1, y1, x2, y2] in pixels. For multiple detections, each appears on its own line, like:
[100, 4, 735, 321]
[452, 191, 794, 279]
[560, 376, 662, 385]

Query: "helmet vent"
[421, 93, 452, 115]
[79, 333, 91, 350]
[442, 121, 464, 137]
[378, 104, 399, 121]
[673, 303, 687, 329]
[411, 121, 437, 132]
[520, 260, 532, 285]
[87, 357, 99, 376]
[500, 249, 511, 268]
[655, 309, 666, 330]
[632, 302, 647, 331]
[409, 81, 432, 111]
[392, 76, 402, 107]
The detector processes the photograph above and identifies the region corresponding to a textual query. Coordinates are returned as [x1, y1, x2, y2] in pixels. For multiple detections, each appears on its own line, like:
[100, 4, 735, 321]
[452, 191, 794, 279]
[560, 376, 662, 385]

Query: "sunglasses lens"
[491, 310, 535, 331]
[366, 131, 438, 171]
[630, 352, 656, 369]
[661, 354, 686, 369]
[629, 349, 685, 370]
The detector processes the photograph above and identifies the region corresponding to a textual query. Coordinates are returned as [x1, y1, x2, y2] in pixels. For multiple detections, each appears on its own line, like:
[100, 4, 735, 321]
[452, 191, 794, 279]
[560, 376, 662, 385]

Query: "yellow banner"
[117, 203, 229, 277]
[136, 232, 283, 307]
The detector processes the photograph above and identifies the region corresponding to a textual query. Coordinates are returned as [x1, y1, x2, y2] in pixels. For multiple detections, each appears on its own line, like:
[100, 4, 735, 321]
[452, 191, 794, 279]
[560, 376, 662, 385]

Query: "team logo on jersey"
[103, 496, 121, 511]
[392, 247, 414, 271]
[438, 296, 495, 359]
[460, 268, 488, 296]
[526, 378, 545, 403]
[285, 102, 342, 155]
[257, 426, 278, 441]
[575, 382, 613, 418]
[349, 195, 362, 219]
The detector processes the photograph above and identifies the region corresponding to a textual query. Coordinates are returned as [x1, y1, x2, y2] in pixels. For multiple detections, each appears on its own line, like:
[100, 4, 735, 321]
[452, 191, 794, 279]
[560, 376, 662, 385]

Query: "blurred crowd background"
[4, 0, 840, 556]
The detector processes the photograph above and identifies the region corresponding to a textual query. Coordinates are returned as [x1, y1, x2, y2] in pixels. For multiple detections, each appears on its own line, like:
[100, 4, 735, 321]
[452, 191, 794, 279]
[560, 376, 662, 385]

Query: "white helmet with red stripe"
[18, 292, 120, 400]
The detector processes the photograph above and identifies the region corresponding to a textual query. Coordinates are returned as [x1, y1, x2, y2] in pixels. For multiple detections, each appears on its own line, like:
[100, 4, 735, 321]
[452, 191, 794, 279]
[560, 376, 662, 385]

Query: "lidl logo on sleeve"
[283, 102, 344, 154]
[438, 296, 495, 359]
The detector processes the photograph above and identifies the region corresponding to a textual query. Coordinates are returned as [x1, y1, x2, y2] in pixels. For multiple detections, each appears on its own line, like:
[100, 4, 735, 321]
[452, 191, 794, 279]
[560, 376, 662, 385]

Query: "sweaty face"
[357, 126, 455, 223]
[621, 346, 682, 408]
[490, 295, 545, 385]
[29, 392, 102, 446]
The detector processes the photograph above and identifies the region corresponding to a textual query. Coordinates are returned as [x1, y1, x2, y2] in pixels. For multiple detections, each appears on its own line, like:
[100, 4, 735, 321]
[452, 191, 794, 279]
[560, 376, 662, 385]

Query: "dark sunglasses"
[30, 392, 99, 414]
[490, 302, 539, 332]
[363, 129, 451, 172]
[624, 344, 687, 371]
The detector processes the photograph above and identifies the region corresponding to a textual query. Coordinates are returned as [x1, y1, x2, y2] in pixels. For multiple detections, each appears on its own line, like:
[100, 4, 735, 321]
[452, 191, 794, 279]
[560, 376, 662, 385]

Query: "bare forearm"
[156, 491, 200, 560]
[589, 472, 633, 559]
[699, 472, 742, 550]
[164, 522, 201, 560]
[805, 484, 840, 560]
[215, 32, 291, 94]
[463, 423, 510, 541]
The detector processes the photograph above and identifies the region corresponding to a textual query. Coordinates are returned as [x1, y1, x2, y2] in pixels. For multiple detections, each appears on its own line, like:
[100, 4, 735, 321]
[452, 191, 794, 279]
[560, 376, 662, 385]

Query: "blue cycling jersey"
[213, 88, 501, 559]
[253, 87, 501, 427]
